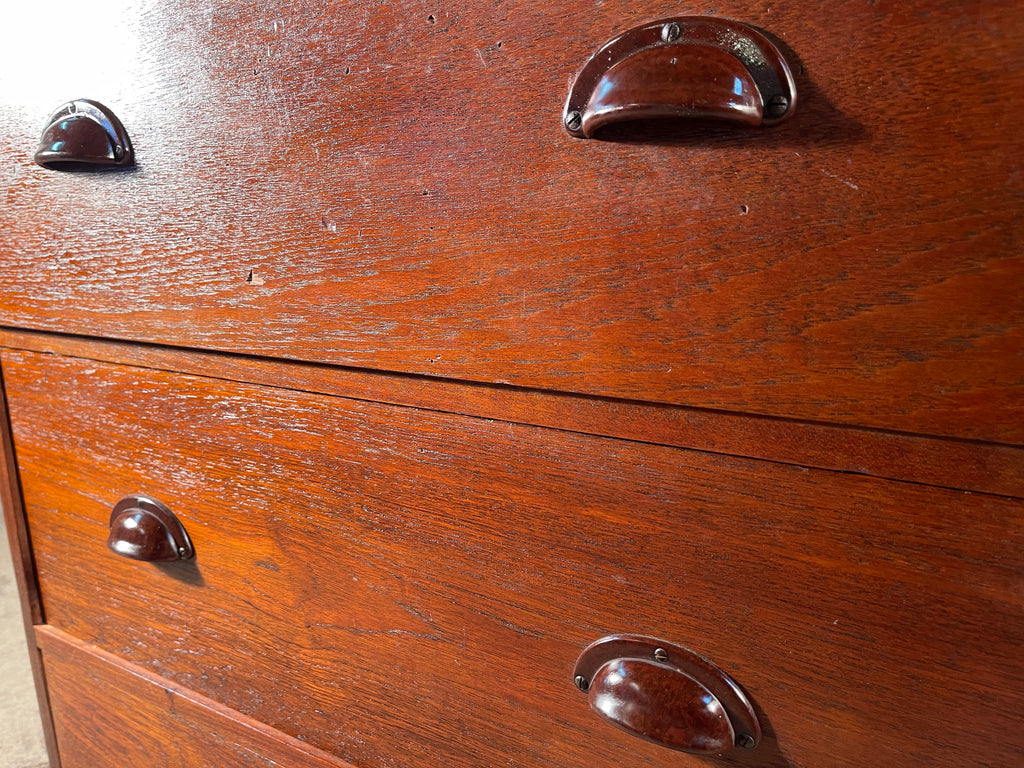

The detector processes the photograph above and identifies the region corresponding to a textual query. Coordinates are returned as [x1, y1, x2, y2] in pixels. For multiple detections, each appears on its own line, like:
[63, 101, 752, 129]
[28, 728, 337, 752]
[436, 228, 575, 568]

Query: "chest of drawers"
[1, 1, 1022, 766]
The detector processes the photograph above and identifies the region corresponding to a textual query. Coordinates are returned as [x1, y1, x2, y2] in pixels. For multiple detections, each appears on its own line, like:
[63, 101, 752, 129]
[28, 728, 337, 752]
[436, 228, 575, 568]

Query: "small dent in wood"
[245, 269, 265, 286]
[163, 688, 177, 716]
[899, 350, 927, 363]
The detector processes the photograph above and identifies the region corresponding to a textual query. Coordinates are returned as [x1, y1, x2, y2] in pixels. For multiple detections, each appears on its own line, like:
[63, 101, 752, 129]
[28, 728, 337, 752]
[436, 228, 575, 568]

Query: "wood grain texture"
[0, 363, 60, 766]
[36, 625, 356, 768]
[3, 329, 1022, 498]
[0, 0, 1021, 443]
[6, 350, 1022, 768]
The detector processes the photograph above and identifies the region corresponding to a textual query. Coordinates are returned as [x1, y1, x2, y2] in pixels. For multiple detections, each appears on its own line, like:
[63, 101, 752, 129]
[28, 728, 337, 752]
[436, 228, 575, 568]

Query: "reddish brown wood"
[1, 329, 1021, 498]
[0, 364, 60, 767]
[0, 0, 1021, 442]
[5, 350, 1022, 767]
[35, 625, 355, 768]
[2, 5, 1022, 766]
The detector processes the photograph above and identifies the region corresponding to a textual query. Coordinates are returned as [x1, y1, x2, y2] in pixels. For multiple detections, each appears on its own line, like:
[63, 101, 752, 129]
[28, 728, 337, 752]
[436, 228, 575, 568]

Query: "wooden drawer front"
[1, 1, 1022, 443]
[37, 625, 353, 768]
[5, 349, 1023, 767]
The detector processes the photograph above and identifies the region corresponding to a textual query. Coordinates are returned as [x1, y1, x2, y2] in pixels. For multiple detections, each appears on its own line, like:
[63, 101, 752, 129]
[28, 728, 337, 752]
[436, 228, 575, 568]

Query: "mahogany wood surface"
[6, 350, 1022, 768]
[0, 0, 1021, 443]
[0, 365, 60, 762]
[36, 625, 355, 768]
[2, 328, 1021, 498]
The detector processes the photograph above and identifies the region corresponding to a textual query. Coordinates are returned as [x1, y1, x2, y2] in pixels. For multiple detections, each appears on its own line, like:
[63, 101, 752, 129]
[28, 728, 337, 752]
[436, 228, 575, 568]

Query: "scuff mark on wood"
[821, 168, 860, 190]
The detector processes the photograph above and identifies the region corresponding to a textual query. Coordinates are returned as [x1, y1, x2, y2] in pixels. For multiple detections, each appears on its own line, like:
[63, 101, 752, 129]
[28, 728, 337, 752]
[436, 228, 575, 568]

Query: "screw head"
[574, 675, 590, 692]
[565, 110, 583, 132]
[766, 94, 790, 118]
[653, 647, 669, 663]
[661, 21, 681, 43]
[737, 734, 757, 750]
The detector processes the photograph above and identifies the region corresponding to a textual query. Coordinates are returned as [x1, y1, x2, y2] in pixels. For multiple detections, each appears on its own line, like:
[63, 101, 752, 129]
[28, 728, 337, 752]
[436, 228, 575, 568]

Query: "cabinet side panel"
[0, 359, 57, 767]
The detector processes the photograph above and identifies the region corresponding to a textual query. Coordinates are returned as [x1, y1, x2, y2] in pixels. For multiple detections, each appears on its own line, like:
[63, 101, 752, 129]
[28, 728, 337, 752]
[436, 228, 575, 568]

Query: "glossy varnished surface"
[0, 0, 1021, 442]
[5, 350, 1022, 767]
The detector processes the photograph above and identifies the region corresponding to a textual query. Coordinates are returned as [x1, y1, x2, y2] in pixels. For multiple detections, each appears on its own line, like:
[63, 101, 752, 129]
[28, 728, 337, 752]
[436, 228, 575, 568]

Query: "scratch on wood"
[821, 168, 860, 190]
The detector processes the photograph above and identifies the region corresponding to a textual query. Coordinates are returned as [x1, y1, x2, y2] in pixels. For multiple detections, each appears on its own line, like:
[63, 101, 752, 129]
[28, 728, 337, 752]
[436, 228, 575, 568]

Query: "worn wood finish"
[6, 350, 1022, 768]
[1, 0, 1021, 442]
[3, 329, 1022, 498]
[36, 625, 355, 768]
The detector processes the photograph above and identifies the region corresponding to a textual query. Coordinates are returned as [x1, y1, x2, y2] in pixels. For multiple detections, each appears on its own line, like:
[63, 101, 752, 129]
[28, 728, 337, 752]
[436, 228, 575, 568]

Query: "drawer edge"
[1, 332, 1021, 498]
[35, 625, 356, 768]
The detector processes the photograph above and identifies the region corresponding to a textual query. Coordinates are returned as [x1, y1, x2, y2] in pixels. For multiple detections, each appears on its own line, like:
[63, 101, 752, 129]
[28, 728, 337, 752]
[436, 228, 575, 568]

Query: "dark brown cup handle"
[573, 634, 761, 754]
[564, 16, 797, 138]
[34, 99, 134, 170]
[107, 495, 194, 562]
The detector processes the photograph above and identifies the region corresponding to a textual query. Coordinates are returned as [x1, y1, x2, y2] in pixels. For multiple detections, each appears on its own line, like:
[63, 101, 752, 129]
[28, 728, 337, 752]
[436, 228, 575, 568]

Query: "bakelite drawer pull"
[34, 99, 134, 170]
[107, 495, 194, 562]
[573, 634, 760, 754]
[564, 17, 797, 138]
